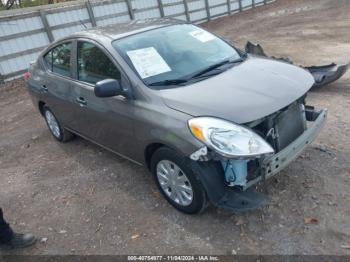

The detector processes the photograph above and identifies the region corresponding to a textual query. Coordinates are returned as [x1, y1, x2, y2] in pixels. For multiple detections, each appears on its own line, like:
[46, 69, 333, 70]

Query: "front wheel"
[151, 147, 208, 214]
[43, 106, 74, 142]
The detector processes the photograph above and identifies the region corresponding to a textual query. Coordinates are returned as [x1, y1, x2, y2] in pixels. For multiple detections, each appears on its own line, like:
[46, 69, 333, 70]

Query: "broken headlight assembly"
[188, 117, 274, 159]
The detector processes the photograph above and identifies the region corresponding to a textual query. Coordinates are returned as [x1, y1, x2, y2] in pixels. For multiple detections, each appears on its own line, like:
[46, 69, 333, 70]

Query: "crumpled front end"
[218, 99, 327, 188]
[241, 100, 327, 189]
[190, 99, 327, 212]
[246, 106, 327, 189]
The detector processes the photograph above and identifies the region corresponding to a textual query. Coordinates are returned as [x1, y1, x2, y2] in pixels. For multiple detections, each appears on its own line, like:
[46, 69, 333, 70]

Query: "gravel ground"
[0, 0, 349, 255]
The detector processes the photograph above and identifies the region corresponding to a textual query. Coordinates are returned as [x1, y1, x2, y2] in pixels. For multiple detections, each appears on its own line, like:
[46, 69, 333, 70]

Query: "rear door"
[69, 39, 136, 158]
[42, 41, 75, 126]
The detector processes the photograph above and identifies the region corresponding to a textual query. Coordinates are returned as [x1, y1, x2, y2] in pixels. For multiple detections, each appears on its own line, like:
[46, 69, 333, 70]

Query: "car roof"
[70, 18, 186, 41]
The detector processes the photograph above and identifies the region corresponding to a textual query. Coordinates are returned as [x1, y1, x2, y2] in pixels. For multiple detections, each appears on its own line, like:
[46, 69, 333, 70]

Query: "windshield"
[113, 24, 241, 88]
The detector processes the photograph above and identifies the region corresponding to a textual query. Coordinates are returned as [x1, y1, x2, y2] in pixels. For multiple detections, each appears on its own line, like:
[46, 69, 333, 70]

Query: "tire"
[43, 106, 74, 142]
[151, 147, 208, 214]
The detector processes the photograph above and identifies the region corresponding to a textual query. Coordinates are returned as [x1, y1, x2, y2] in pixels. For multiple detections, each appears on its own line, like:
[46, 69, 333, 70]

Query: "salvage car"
[25, 19, 328, 214]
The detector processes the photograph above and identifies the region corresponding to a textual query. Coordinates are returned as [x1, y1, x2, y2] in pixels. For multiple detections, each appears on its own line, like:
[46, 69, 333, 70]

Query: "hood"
[160, 56, 315, 124]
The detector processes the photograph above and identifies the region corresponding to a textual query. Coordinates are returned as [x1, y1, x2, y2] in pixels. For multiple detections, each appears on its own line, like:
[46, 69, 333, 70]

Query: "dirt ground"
[0, 0, 349, 255]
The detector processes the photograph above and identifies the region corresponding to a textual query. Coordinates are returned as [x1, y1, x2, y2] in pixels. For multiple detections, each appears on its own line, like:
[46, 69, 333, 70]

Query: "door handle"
[76, 97, 87, 106]
[41, 85, 48, 93]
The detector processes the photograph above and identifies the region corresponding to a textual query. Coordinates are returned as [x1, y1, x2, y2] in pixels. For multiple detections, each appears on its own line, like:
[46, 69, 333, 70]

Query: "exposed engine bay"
[220, 98, 305, 186]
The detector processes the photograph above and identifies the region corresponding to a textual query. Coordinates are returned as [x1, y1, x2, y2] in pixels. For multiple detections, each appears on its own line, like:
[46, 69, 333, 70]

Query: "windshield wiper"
[148, 57, 244, 87]
[187, 57, 244, 80]
[148, 79, 188, 86]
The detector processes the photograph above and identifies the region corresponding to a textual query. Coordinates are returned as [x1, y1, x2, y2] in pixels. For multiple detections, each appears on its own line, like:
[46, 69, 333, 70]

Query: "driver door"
[69, 40, 136, 158]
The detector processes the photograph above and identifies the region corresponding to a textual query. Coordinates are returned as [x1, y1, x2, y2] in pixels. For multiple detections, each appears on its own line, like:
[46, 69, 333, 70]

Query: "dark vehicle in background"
[25, 19, 327, 214]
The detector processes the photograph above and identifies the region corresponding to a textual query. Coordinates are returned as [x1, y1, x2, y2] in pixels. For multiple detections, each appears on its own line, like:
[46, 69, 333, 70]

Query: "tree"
[0, 0, 23, 9]
[0, 0, 72, 10]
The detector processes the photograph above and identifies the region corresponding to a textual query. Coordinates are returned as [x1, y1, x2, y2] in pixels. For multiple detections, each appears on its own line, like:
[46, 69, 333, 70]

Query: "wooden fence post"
[125, 0, 135, 20]
[0, 73, 4, 84]
[204, 0, 210, 21]
[183, 0, 190, 21]
[86, 0, 96, 27]
[227, 0, 231, 15]
[238, 0, 242, 12]
[157, 0, 165, 17]
[39, 10, 54, 42]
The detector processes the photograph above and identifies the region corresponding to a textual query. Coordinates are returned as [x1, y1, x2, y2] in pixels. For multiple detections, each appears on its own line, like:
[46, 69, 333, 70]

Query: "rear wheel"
[151, 147, 208, 214]
[43, 107, 74, 142]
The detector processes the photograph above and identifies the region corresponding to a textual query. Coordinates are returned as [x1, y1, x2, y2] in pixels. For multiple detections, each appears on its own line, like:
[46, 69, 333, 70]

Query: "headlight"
[188, 117, 274, 158]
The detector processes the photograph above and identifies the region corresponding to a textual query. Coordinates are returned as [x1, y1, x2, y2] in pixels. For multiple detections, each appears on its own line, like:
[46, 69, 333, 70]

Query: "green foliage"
[20, 0, 54, 8]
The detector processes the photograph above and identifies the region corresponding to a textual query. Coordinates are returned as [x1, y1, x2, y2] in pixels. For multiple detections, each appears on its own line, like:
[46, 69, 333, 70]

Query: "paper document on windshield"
[127, 47, 171, 79]
[189, 29, 216, 43]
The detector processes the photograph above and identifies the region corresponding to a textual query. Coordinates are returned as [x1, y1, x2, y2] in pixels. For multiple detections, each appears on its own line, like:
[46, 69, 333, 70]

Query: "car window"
[44, 42, 72, 77]
[77, 41, 121, 84]
[113, 24, 241, 88]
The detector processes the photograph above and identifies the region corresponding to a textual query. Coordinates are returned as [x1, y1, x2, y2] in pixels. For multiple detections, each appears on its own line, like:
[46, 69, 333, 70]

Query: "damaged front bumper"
[190, 107, 327, 212]
[245, 41, 349, 89]
[244, 107, 328, 189]
[307, 63, 350, 88]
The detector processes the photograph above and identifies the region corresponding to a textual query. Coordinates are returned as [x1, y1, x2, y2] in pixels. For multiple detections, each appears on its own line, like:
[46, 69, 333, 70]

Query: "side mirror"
[94, 79, 123, 98]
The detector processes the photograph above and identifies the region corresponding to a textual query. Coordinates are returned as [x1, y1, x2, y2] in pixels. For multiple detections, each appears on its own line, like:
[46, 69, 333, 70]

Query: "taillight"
[23, 71, 32, 81]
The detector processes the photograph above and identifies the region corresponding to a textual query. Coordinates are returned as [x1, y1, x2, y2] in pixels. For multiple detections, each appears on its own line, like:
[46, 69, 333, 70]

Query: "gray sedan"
[25, 19, 327, 214]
